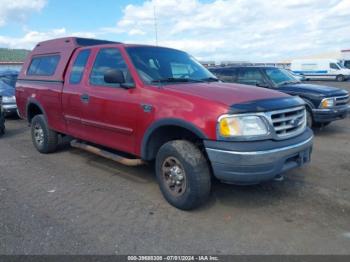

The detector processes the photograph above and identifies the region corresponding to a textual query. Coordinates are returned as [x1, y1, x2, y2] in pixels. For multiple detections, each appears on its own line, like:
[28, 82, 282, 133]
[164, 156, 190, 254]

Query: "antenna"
[153, 5, 158, 46]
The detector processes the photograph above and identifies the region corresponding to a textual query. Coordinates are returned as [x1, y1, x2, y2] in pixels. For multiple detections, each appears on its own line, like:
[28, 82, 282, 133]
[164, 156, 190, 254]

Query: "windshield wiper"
[151, 78, 204, 83]
[278, 80, 299, 86]
[201, 77, 219, 82]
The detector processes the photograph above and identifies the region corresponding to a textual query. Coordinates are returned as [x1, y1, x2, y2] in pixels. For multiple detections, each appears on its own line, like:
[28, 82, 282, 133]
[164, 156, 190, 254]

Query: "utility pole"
[153, 5, 158, 46]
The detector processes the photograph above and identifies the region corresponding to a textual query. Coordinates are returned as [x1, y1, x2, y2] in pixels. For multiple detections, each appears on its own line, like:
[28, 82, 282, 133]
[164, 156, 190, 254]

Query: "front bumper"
[2, 103, 17, 116]
[312, 105, 350, 123]
[204, 128, 313, 185]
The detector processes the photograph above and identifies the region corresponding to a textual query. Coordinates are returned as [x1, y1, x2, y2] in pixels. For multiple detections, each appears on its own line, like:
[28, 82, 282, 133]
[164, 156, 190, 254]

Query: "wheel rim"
[161, 157, 187, 197]
[33, 123, 44, 146]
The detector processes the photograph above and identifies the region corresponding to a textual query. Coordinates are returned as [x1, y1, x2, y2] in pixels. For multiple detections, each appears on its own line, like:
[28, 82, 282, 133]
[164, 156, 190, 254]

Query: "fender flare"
[141, 118, 208, 160]
[26, 98, 47, 123]
[300, 97, 316, 111]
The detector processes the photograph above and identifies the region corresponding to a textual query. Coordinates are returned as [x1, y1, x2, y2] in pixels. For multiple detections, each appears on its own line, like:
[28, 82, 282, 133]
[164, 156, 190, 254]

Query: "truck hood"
[279, 83, 348, 97]
[164, 82, 289, 106]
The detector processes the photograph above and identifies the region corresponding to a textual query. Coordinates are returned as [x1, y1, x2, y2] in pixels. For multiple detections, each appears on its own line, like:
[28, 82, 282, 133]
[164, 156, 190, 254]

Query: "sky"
[0, 0, 349, 62]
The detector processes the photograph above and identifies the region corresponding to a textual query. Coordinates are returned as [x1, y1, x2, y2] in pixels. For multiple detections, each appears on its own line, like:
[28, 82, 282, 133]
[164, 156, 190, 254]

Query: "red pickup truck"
[16, 37, 313, 209]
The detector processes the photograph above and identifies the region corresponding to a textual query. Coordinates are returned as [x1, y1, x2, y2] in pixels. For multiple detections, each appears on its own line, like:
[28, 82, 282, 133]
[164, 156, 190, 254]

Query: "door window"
[90, 48, 133, 87]
[237, 68, 265, 85]
[69, 49, 91, 84]
[214, 69, 237, 82]
[330, 63, 340, 70]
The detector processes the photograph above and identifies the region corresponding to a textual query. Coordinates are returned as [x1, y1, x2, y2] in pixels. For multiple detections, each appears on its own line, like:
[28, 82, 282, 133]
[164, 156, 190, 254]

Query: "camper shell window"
[27, 55, 60, 76]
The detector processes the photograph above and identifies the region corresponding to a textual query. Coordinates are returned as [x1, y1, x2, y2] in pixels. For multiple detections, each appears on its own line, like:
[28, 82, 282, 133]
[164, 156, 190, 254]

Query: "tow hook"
[274, 174, 284, 182]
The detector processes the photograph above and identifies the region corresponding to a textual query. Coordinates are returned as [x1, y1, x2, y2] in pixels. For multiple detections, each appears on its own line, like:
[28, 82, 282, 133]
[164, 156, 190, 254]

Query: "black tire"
[336, 75, 345, 82]
[31, 114, 58, 153]
[155, 140, 211, 210]
[314, 121, 331, 128]
[0, 116, 5, 136]
[306, 108, 313, 128]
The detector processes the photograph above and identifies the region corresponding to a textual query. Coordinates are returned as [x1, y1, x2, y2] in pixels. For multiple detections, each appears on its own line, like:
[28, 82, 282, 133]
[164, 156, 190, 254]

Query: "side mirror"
[104, 69, 125, 84]
[256, 82, 269, 88]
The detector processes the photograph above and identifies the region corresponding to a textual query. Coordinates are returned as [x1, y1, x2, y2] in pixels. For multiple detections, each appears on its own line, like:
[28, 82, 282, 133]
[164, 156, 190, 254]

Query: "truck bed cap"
[19, 37, 122, 82]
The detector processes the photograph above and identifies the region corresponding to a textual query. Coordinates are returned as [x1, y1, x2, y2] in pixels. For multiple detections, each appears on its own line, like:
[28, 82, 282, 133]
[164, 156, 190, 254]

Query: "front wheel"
[31, 114, 58, 153]
[155, 140, 211, 210]
[336, 75, 345, 82]
[306, 109, 313, 128]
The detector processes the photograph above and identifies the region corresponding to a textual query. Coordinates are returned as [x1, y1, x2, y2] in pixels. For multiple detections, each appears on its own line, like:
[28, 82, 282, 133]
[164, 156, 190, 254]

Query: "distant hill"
[0, 48, 30, 62]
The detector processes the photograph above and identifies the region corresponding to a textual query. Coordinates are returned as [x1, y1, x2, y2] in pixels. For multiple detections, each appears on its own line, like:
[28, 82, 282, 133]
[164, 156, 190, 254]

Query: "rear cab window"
[27, 55, 60, 76]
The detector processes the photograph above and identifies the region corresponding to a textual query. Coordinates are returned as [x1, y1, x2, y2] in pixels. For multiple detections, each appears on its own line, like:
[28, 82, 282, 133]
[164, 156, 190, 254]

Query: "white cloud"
[0, 28, 97, 49]
[108, 0, 350, 62]
[0, 0, 349, 62]
[0, 0, 47, 26]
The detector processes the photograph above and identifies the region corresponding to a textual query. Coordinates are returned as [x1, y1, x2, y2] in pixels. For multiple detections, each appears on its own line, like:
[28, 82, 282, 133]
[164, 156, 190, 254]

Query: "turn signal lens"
[321, 98, 335, 108]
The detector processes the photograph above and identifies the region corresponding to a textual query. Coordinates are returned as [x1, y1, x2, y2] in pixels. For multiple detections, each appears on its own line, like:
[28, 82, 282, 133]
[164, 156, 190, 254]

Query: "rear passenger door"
[62, 48, 91, 138]
[81, 47, 138, 154]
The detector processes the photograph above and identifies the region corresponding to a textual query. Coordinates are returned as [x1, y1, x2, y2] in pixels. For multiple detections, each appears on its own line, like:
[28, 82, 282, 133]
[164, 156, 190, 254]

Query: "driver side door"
[80, 47, 140, 154]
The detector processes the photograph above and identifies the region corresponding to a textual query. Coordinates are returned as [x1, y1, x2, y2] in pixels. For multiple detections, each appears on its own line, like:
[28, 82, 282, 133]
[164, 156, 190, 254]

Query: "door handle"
[80, 93, 89, 103]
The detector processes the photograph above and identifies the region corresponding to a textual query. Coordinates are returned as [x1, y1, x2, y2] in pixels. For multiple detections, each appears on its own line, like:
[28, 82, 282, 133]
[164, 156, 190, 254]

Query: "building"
[0, 61, 23, 71]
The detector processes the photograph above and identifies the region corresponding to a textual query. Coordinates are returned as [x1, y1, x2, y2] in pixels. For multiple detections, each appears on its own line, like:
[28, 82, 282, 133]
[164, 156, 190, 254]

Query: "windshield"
[337, 62, 346, 69]
[0, 74, 17, 89]
[126, 46, 217, 84]
[265, 68, 299, 86]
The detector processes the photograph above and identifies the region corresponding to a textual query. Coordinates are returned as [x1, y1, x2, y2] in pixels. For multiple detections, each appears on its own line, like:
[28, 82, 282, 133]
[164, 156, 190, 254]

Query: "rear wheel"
[0, 125, 4, 136]
[155, 140, 211, 210]
[0, 115, 5, 136]
[31, 114, 58, 153]
[336, 75, 345, 82]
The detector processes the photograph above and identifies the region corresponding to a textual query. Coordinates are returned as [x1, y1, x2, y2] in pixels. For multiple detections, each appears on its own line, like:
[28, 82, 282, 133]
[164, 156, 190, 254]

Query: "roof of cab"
[32, 37, 122, 54]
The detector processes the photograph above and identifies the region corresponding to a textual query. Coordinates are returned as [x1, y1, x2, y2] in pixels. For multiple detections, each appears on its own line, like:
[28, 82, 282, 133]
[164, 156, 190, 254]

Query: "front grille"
[335, 95, 349, 106]
[267, 106, 306, 139]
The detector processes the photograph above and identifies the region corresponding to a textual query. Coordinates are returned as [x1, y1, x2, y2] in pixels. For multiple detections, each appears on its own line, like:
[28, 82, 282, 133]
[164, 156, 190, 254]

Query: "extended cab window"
[237, 68, 265, 85]
[90, 48, 133, 87]
[69, 49, 91, 84]
[27, 55, 60, 76]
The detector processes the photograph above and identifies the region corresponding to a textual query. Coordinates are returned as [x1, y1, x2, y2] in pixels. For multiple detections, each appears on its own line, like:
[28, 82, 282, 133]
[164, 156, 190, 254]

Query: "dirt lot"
[0, 81, 350, 255]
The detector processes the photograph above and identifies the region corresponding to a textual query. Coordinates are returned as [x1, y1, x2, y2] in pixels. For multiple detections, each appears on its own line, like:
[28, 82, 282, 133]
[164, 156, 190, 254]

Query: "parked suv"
[0, 96, 5, 135]
[210, 66, 350, 127]
[16, 38, 313, 209]
[0, 70, 19, 117]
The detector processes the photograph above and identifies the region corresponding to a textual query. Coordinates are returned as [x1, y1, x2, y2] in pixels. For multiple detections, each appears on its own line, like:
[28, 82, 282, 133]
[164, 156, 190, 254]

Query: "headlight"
[320, 98, 335, 108]
[2, 96, 16, 103]
[218, 115, 269, 138]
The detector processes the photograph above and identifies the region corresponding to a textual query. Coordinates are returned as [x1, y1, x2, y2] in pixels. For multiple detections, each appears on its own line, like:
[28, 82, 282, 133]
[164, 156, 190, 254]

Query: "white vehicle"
[341, 49, 350, 69]
[291, 59, 350, 82]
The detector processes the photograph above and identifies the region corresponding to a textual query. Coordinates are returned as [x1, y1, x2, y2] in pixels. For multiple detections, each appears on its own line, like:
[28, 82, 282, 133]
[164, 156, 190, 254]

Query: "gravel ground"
[0, 81, 349, 255]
